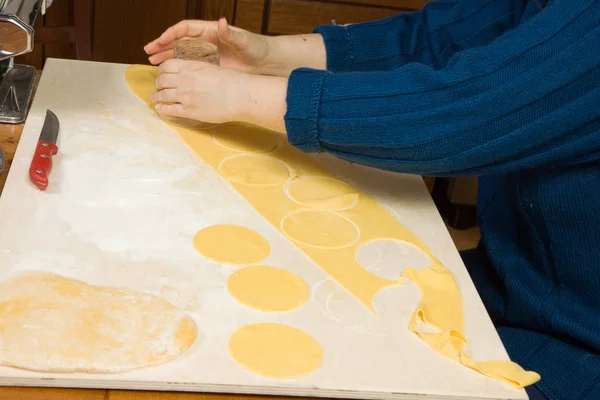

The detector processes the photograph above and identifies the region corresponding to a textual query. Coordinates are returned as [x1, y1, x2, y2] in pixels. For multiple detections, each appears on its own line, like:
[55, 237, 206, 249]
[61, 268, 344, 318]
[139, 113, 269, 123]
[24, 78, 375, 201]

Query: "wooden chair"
[35, 0, 95, 60]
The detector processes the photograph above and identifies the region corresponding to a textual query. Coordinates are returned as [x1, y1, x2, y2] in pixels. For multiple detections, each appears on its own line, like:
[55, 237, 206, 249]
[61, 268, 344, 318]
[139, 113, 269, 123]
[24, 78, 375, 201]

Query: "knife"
[29, 109, 59, 191]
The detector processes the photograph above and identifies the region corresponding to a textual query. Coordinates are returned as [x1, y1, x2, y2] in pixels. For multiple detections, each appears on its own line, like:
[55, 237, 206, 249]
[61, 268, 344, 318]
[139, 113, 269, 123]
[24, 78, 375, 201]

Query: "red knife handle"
[29, 140, 58, 191]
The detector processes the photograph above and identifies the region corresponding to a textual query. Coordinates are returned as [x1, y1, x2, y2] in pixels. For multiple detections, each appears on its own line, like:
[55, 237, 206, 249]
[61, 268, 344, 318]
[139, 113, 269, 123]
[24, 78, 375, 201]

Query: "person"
[144, 0, 600, 398]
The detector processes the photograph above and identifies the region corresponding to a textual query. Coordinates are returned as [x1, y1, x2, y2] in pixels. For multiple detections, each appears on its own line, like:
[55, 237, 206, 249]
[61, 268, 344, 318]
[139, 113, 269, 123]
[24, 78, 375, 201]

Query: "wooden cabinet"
[19, 0, 428, 67]
[233, 0, 428, 35]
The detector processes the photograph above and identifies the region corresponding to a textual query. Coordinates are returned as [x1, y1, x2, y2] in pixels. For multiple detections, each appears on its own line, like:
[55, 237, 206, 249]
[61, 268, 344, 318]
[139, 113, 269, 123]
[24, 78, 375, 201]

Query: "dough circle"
[193, 224, 270, 266]
[227, 266, 308, 312]
[219, 155, 290, 186]
[285, 177, 359, 211]
[0, 272, 197, 373]
[228, 323, 323, 378]
[212, 123, 279, 153]
[281, 211, 359, 249]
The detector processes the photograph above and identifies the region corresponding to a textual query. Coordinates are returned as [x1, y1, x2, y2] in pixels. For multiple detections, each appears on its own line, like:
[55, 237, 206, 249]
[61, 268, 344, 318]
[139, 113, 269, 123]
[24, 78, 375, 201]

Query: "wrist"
[257, 36, 293, 77]
[235, 74, 288, 133]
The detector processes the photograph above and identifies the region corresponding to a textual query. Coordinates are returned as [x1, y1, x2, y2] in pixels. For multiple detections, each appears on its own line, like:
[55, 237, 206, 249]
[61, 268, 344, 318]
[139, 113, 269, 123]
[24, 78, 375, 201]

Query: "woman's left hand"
[152, 59, 288, 132]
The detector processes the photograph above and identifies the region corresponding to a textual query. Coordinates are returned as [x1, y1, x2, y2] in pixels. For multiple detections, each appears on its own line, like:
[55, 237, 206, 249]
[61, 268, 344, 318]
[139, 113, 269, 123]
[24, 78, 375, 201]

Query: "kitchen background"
[17, 0, 480, 243]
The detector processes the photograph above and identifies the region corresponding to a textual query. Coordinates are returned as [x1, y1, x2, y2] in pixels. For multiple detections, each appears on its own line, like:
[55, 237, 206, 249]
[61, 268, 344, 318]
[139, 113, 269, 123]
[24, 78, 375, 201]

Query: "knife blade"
[29, 109, 59, 191]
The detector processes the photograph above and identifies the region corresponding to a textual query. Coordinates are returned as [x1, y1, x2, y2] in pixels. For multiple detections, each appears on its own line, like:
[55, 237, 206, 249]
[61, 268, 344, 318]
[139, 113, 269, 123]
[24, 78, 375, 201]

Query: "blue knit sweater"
[283, 0, 600, 398]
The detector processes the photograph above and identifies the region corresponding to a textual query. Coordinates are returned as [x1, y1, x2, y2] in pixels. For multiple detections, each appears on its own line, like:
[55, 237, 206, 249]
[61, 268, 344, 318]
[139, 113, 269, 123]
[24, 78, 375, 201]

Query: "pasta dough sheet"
[125, 64, 540, 388]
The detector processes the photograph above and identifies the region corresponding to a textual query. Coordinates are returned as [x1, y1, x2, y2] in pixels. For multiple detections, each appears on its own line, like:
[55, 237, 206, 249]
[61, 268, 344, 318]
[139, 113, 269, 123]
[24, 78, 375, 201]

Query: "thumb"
[217, 18, 247, 48]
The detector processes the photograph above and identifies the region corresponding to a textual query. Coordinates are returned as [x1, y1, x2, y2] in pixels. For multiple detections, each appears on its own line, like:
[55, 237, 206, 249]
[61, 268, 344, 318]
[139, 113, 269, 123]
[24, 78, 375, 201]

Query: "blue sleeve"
[284, 0, 600, 177]
[314, 0, 528, 72]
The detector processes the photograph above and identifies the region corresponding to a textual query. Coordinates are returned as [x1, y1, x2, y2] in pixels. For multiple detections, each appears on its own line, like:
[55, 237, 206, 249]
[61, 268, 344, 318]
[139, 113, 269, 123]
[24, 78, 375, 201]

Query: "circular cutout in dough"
[219, 155, 290, 186]
[356, 239, 431, 281]
[281, 211, 359, 249]
[285, 176, 359, 211]
[227, 266, 308, 312]
[228, 323, 323, 378]
[212, 124, 279, 153]
[193, 224, 270, 266]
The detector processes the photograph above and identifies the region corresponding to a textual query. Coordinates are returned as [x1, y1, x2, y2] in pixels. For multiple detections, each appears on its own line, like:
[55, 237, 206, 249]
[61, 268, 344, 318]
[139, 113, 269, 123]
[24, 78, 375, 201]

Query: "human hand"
[144, 18, 271, 75]
[151, 59, 288, 132]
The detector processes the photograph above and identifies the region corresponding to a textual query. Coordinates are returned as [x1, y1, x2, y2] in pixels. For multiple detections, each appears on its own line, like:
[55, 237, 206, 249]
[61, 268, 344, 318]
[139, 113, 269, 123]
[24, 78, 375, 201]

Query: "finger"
[145, 40, 175, 55]
[155, 103, 187, 118]
[155, 73, 178, 90]
[144, 40, 167, 55]
[160, 59, 210, 74]
[151, 89, 178, 104]
[158, 58, 185, 73]
[148, 49, 174, 65]
[217, 18, 247, 48]
[144, 21, 208, 54]
[157, 20, 213, 46]
[145, 36, 197, 55]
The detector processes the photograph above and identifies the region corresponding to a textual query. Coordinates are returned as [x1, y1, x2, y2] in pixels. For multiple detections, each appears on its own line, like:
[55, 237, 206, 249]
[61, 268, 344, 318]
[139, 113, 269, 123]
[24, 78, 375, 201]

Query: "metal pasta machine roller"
[0, 0, 48, 173]
[0, 0, 48, 125]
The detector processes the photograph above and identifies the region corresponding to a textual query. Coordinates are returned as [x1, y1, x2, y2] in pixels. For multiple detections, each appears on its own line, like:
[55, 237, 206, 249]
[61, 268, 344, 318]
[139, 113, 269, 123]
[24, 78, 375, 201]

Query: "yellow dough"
[403, 258, 541, 388]
[126, 64, 540, 387]
[285, 177, 359, 211]
[281, 211, 360, 249]
[219, 155, 291, 186]
[0, 272, 197, 373]
[126, 64, 404, 312]
[227, 266, 308, 312]
[193, 224, 270, 266]
[228, 323, 322, 378]
[212, 123, 279, 153]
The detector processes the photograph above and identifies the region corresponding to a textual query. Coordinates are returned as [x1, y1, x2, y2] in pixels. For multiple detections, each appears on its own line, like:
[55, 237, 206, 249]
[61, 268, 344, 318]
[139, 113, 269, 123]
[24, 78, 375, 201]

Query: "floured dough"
[227, 266, 308, 312]
[213, 123, 279, 153]
[160, 285, 180, 303]
[0, 272, 197, 373]
[219, 155, 291, 186]
[126, 64, 540, 387]
[285, 177, 359, 211]
[193, 224, 270, 266]
[281, 211, 360, 249]
[228, 323, 322, 378]
[403, 258, 541, 388]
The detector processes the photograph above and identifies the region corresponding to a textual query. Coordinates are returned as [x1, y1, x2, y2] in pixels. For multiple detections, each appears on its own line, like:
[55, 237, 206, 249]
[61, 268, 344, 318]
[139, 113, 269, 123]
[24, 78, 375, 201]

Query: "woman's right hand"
[144, 18, 271, 75]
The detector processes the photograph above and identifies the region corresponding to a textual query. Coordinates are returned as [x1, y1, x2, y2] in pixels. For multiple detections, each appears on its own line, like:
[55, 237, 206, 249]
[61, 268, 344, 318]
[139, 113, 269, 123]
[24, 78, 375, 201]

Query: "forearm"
[260, 34, 326, 77]
[314, 0, 525, 73]
[282, 0, 600, 176]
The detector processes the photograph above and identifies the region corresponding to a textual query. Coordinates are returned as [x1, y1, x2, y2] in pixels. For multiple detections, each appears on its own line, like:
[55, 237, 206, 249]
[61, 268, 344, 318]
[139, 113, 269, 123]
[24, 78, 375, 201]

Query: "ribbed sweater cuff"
[284, 68, 328, 152]
[313, 24, 353, 72]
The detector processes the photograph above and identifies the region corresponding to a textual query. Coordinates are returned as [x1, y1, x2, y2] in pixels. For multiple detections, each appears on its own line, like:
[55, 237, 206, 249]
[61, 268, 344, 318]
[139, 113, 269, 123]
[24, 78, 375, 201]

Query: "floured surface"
[0, 272, 197, 373]
[0, 59, 531, 400]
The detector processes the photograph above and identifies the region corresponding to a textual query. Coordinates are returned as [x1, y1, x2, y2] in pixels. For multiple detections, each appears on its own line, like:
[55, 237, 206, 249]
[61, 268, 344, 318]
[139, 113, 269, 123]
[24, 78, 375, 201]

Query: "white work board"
[0, 59, 526, 400]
